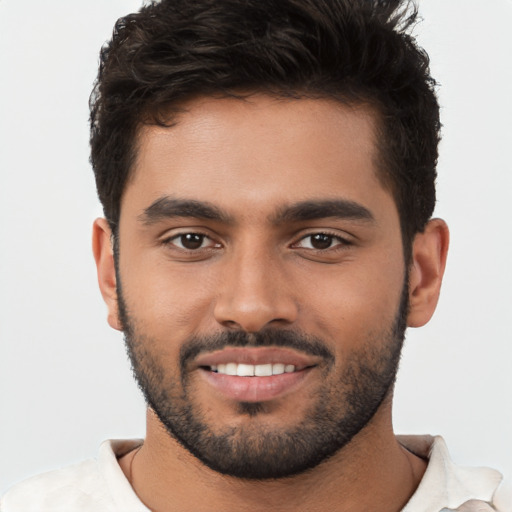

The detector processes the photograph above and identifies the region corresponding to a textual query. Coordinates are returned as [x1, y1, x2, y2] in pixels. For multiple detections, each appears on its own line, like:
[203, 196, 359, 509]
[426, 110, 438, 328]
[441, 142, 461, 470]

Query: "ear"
[92, 218, 123, 331]
[407, 218, 449, 328]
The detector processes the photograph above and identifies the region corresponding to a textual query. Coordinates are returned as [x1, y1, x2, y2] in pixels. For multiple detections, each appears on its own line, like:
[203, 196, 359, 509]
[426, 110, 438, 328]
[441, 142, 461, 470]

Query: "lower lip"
[199, 367, 314, 403]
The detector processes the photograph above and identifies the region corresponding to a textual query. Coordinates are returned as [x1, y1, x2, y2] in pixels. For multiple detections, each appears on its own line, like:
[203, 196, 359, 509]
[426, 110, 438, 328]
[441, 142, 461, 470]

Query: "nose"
[213, 243, 298, 332]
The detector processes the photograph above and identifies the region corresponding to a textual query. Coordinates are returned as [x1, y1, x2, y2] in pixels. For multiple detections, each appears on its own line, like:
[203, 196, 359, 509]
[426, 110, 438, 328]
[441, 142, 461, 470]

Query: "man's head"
[91, 0, 448, 481]
[90, 0, 440, 258]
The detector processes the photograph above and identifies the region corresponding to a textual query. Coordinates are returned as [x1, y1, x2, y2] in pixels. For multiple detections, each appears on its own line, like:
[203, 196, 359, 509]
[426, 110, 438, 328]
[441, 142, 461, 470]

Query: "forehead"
[122, 95, 393, 222]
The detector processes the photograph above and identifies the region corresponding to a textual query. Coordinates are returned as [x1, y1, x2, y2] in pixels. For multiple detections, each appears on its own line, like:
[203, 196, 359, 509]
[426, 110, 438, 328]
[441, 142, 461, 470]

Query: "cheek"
[120, 255, 219, 341]
[296, 257, 405, 348]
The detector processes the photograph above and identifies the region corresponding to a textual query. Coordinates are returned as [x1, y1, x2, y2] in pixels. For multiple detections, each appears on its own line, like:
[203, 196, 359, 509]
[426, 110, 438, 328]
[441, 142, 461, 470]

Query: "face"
[114, 96, 409, 479]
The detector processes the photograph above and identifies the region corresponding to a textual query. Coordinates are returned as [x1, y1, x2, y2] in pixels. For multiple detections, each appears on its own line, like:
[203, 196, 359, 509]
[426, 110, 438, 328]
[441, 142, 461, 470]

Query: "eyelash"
[162, 231, 352, 253]
[162, 232, 220, 251]
[293, 232, 352, 251]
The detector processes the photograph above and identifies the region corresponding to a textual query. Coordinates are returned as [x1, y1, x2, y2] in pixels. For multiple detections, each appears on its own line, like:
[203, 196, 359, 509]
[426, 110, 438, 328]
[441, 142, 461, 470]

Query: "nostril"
[222, 320, 242, 330]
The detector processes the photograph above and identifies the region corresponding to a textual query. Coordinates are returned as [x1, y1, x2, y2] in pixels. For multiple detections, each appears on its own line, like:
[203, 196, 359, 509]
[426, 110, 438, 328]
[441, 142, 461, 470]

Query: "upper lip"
[193, 347, 322, 369]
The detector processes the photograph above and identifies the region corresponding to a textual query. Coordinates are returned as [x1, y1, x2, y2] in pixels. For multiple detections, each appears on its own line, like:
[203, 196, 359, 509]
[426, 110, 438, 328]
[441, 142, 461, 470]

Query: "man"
[1, 0, 509, 510]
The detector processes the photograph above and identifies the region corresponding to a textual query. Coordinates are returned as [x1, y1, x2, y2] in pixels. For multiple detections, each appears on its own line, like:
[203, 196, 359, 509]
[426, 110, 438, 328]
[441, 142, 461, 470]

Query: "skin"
[93, 95, 449, 511]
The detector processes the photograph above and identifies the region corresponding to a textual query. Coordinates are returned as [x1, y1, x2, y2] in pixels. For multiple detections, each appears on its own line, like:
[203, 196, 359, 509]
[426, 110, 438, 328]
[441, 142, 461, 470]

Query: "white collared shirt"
[1, 436, 509, 511]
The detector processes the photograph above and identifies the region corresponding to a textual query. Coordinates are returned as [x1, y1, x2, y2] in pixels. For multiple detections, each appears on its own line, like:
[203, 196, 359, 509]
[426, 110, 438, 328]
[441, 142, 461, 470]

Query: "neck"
[120, 406, 427, 512]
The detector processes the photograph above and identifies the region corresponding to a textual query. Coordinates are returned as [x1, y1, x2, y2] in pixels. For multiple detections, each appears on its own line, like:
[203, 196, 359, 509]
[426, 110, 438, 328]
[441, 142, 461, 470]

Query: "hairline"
[112, 89, 414, 264]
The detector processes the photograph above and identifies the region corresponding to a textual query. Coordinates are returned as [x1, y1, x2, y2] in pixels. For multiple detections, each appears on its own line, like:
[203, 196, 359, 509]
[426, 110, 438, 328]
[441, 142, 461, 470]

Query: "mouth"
[207, 362, 306, 376]
[194, 347, 320, 403]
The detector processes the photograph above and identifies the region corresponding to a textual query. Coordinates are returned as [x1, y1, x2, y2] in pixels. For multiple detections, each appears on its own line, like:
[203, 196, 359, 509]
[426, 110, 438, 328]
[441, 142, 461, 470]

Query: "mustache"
[180, 328, 334, 371]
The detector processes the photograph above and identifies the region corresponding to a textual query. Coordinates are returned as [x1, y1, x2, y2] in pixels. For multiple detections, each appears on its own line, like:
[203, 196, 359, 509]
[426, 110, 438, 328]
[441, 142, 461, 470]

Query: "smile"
[210, 363, 302, 376]
[193, 347, 321, 402]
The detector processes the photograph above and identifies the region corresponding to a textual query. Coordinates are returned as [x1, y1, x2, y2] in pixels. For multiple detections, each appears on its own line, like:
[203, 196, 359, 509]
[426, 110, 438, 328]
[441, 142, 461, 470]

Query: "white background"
[1, 0, 511, 494]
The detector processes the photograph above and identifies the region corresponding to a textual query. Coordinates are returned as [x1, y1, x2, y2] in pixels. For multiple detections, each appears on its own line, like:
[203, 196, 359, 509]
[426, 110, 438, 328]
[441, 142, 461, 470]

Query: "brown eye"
[310, 233, 335, 250]
[294, 233, 350, 251]
[163, 231, 222, 258]
[165, 233, 210, 250]
[179, 233, 206, 250]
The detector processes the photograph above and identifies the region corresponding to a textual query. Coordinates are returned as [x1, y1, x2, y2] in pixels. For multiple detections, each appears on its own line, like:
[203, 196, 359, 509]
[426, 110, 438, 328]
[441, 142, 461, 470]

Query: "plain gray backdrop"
[1, 0, 511, 494]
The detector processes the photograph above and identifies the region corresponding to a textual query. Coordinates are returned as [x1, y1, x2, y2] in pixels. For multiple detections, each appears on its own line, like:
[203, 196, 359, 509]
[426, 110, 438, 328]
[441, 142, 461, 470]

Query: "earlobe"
[407, 218, 450, 328]
[92, 218, 123, 331]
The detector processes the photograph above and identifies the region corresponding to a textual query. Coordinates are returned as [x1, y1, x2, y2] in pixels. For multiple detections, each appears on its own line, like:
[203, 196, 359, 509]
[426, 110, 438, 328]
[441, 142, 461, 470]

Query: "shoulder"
[0, 440, 144, 512]
[0, 458, 110, 512]
[494, 479, 512, 512]
[399, 435, 510, 512]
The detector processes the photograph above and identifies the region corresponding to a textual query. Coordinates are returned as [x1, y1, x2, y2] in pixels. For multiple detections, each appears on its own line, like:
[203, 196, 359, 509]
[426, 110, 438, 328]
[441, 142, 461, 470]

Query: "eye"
[166, 233, 220, 250]
[295, 233, 349, 250]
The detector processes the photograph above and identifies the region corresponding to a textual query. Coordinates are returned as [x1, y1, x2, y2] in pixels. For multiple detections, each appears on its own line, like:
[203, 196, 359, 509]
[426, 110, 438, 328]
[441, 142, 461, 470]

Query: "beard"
[117, 276, 409, 480]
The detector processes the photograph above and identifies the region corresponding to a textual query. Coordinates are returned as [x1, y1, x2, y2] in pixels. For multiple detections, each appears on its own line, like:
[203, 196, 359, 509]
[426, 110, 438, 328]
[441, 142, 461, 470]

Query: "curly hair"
[90, 0, 440, 254]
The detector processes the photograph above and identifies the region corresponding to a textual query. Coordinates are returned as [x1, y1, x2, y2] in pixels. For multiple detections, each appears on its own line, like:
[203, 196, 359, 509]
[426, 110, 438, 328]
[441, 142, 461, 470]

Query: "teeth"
[225, 363, 237, 376]
[212, 363, 297, 376]
[273, 363, 285, 375]
[237, 363, 255, 376]
[254, 364, 272, 376]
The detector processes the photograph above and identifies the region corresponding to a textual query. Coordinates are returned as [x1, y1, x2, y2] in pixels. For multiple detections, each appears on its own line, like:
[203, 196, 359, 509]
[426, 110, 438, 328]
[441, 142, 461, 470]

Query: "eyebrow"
[271, 199, 375, 224]
[139, 197, 233, 225]
[139, 196, 375, 226]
